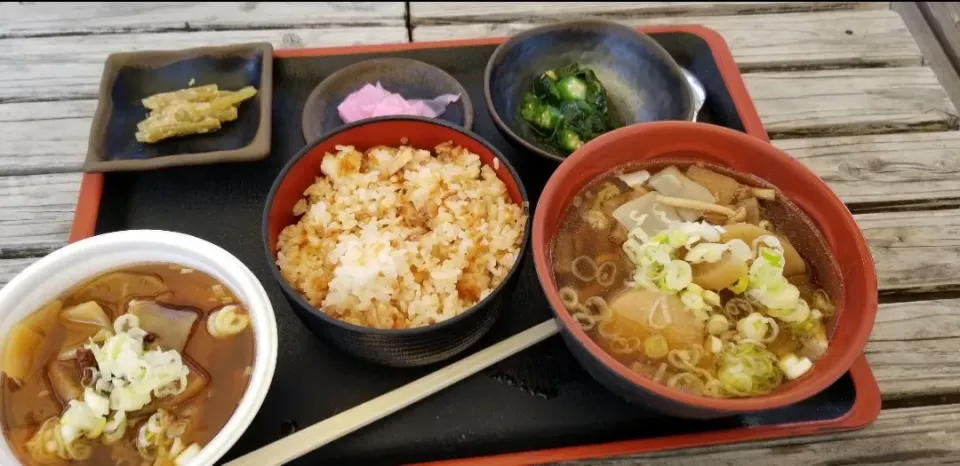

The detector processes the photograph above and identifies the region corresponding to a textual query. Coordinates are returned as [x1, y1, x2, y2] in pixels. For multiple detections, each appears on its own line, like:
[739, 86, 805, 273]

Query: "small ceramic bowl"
[532, 122, 877, 419]
[0, 230, 278, 465]
[264, 116, 530, 367]
[485, 20, 696, 162]
[86, 42, 273, 172]
[301, 58, 474, 144]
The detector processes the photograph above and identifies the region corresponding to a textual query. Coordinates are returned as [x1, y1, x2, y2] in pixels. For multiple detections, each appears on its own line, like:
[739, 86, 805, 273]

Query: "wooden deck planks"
[0, 173, 82, 254]
[0, 2, 407, 37]
[0, 27, 410, 103]
[579, 404, 960, 464]
[409, 2, 888, 24]
[413, 10, 923, 70]
[745, 67, 957, 138]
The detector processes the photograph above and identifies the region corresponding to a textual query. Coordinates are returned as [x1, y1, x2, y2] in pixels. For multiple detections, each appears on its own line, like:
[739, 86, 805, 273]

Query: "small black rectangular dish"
[85, 42, 274, 173]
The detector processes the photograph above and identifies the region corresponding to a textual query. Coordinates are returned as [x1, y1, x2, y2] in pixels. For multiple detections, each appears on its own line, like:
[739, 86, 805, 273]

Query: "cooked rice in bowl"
[275, 142, 528, 329]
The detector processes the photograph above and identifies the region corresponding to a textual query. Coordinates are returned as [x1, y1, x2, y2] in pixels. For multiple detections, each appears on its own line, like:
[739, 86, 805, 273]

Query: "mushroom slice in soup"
[611, 192, 681, 241]
[72, 273, 169, 313]
[647, 166, 716, 222]
[127, 299, 200, 353]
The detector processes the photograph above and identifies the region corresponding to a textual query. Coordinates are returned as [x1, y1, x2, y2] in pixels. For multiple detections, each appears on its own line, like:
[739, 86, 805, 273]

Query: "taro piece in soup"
[0, 263, 254, 465]
[550, 162, 838, 399]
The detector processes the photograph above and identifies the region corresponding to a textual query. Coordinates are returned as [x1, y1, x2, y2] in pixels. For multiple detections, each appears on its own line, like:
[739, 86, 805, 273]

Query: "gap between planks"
[408, 2, 888, 25]
[0, 2, 408, 37]
[572, 403, 960, 465]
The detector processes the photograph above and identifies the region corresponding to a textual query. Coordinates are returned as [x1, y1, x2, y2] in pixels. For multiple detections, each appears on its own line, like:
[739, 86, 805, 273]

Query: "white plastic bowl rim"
[0, 230, 278, 466]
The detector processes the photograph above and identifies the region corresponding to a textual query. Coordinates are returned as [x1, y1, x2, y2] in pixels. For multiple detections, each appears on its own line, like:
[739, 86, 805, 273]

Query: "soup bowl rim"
[0, 229, 278, 466]
[531, 120, 878, 412]
[261, 115, 532, 337]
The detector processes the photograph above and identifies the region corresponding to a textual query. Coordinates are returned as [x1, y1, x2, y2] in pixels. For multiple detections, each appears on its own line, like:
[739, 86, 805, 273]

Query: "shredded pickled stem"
[558, 286, 579, 310]
[571, 256, 599, 282]
[723, 297, 754, 320]
[206, 304, 250, 338]
[647, 297, 672, 330]
[596, 261, 618, 287]
[667, 372, 705, 395]
[812, 289, 835, 317]
[573, 312, 597, 331]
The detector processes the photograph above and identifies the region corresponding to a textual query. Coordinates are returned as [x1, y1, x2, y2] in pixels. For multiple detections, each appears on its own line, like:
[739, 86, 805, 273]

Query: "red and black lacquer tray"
[69, 25, 880, 466]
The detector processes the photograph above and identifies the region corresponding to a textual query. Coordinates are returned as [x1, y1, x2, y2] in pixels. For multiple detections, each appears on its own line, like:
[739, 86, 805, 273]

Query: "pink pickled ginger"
[337, 82, 460, 123]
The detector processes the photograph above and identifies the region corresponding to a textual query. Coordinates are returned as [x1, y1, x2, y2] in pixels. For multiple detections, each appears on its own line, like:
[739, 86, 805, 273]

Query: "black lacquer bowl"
[263, 116, 531, 367]
[485, 20, 696, 162]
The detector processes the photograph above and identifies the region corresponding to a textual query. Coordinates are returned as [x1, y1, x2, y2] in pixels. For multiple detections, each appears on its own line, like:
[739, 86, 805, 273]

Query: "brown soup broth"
[550, 163, 838, 397]
[1, 263, 255, 465]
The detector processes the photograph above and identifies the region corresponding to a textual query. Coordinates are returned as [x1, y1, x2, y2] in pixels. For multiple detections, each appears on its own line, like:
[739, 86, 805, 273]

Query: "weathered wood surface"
[894, 2, 960, 111]
[414, 10, 923, 71]
[748, 67, 956, 138]
[0, 2, 407, 37]
[918, 2, 960, 77]
[0, 100, 97, 175]
[409, 2, 888, 23]
[0, 27, 409, 103]
[0, 173, 81, 254]
[775, 132, 960, 206]
[578, 403, 960, 464]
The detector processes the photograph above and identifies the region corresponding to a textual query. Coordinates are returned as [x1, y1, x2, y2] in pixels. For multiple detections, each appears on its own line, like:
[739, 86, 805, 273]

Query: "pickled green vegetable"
[517, 62, 617, 156]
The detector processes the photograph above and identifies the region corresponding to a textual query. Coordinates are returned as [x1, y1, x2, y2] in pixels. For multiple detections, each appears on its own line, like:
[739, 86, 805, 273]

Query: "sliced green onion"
[644, 335, 669, 359]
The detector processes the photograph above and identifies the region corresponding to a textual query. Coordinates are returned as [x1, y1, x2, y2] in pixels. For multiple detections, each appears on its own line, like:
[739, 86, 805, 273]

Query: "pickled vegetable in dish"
[0, 264, 254, 465]
[551, 163, 836, 399]
[136, 84, 258, 144]
[518, 63, 618, 154]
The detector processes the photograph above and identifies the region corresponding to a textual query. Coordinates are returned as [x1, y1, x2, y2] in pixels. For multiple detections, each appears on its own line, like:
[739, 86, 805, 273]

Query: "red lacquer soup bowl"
[531, 121, 877, 419]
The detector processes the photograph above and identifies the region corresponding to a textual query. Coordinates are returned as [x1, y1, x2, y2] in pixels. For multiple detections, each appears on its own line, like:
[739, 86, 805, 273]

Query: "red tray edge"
[69, 23, 880, 466]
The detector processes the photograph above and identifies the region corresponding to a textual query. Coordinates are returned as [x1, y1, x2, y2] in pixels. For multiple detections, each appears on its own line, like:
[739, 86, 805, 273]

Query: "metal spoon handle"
[224, 319, 561, 466]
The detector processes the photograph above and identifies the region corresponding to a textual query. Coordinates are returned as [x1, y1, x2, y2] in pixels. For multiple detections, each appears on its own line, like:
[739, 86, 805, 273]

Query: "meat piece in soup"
[0, 263, 254, 466]
[551, 163, 837, 399]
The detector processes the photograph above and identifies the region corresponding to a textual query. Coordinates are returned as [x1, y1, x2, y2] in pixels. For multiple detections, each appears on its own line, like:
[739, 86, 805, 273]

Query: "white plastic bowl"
[0, 230, 278, 466]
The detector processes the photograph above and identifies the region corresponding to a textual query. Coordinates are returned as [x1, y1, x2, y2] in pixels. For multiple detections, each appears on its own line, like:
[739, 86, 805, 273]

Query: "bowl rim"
[300, 57, 476, 144]
[0, 229, 278, 466]
[262, 115, 532, 336]
[483, 19, 698, 163]
[531, 121, 878, 412]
